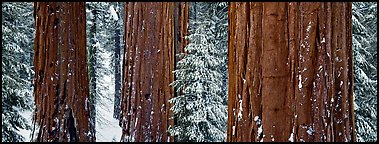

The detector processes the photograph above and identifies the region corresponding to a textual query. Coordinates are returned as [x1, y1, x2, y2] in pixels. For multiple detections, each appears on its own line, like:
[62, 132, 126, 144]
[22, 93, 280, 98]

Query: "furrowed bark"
[227, 2, 355, 142]
[33, 2, 94, 142]
[119, 2, 187, 142]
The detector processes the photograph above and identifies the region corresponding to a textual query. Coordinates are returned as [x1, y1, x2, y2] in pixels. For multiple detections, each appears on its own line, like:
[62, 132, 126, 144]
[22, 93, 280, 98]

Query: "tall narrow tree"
[119, 2, 176, 142]
[227, 2, 355, 142]
[87, 2, 98, 139]
[32, 2, 94, 142]
[113, 2, 123, 120]
[85, 2, 124, 141]
[169, 2, 228, 142]
[85, 2, 116, 134]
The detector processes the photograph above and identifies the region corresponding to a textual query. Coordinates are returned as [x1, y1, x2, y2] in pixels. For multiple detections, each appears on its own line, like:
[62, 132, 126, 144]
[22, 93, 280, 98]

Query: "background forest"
[1, 2, 377, 142]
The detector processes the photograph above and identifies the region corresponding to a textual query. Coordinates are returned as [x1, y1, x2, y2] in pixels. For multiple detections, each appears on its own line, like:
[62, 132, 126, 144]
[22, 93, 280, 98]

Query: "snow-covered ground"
[19, 52, 122, 142]
[19, 83, 122, 142]
[19, 110, 33, 142]
[95, 45, 122, 142]
[96, 73, 122, 142]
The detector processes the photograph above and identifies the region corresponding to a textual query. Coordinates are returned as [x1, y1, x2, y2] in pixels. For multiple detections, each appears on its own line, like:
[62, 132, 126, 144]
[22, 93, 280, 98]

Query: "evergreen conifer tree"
[352, 2, 377, 142]
[169, 2, 228, 142]
[2, 2, 34, 142]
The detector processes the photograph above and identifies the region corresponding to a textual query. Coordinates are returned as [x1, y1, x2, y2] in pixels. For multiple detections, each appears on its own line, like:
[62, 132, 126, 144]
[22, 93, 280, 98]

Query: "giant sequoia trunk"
[227, 2, 355, 142]
[119, 2, 188, 142]
[33, 2, 94, 142]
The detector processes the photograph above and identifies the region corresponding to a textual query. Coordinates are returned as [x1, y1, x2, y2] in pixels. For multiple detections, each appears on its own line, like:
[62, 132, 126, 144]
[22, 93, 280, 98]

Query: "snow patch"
[257, 126, 263, 135]
[254, 116, 259, 121]
[289, 133, 294, 142]
[109, 5, 118, 21]
[87, 131, 92, 137]
[135, 118, 138, 128]
[306, 127, 314, 135]
[232, 126, 236, 135]
[288, 126, 295, 142]
[85, 97, 88, 111]
[254, 116, 263, 141]
[306, 21, 312, 32]
[95, 52, 122, 142]
[298, 74, 302, 90]
[237, 99, 243, 120]
[321, 37, 325, 43]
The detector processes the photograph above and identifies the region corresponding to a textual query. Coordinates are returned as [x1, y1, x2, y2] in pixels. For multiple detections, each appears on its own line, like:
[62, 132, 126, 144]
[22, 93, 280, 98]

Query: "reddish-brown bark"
[33, 2, 94, 142]
[227, 2, 355, 142]
[177, 2, 190, 56]
[119, 2, 188, 142]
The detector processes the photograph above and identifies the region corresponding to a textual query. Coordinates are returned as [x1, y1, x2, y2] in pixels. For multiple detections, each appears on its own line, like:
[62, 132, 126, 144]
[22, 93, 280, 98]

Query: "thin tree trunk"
[33, 2, 94, 142]
[113, 2, 122, 120]
[119, 2, 176, 142]
[226, 2, 355, 142]
[88, 4, 97, 140]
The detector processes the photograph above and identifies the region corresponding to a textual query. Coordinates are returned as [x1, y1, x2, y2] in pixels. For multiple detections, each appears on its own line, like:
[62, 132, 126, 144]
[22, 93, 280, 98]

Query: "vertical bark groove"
[119, 2, 188, 142]
[33, 2, 93, 142]
[227, 2, 354, 142]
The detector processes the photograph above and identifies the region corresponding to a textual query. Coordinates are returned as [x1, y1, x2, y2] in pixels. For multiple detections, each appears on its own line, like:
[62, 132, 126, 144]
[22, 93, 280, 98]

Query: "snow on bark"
[33, 2, 94, 142]
[119, 2, 185, 142]
[227, 2, 355, 142]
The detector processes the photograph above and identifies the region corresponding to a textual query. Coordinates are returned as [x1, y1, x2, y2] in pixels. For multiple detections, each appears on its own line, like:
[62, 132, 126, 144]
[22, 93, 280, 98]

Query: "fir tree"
[86, 2, 114, 106]
[352, 2, 377, 142]
[2, 2, 34, 142]
[109, 2, 124, 120]
[169, 2, 228, 142]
